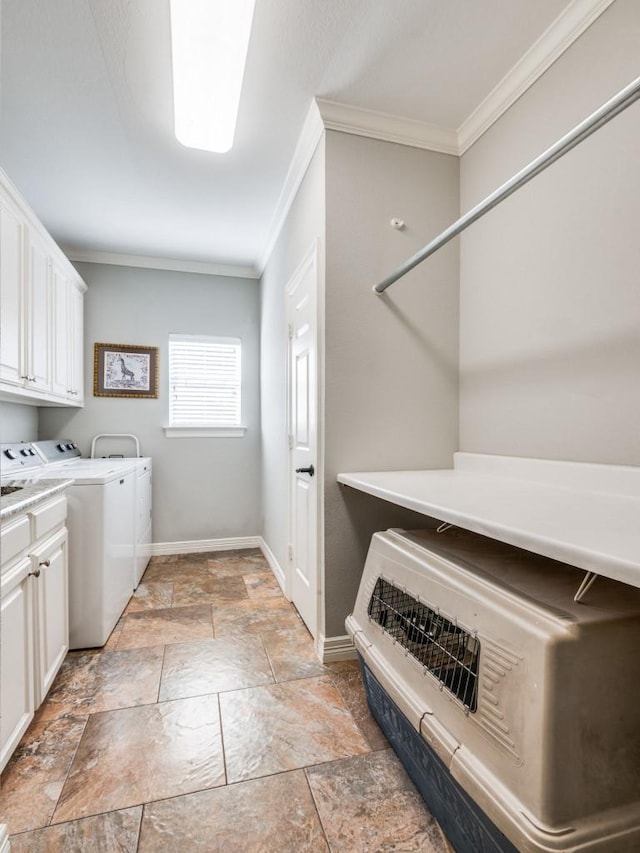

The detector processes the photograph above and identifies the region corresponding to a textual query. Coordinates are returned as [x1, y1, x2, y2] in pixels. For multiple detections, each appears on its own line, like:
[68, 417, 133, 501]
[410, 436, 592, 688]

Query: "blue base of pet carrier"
[359, 655, 518, 853]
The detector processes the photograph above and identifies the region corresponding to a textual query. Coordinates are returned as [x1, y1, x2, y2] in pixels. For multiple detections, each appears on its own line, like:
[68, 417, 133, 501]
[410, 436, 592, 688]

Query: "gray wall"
[0, 401, 38, 442]
[323, 131, 460, 637]
[39, 263, 261, 543]
[260, 132, 460, 640]
[260, 140, 326, 575]
[459, 0, 640, 465]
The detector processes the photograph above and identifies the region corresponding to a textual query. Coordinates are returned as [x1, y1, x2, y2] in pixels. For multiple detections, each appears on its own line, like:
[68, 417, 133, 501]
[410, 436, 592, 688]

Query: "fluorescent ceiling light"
[170, 0, 256, 154]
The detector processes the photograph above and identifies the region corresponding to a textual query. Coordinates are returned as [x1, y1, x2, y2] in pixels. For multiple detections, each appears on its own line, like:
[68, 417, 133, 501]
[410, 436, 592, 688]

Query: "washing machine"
[1, 439, 145, 648]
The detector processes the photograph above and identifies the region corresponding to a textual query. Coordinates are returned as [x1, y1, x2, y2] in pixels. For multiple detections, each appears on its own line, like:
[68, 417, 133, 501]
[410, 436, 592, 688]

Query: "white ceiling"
[0, 0, 578, 274]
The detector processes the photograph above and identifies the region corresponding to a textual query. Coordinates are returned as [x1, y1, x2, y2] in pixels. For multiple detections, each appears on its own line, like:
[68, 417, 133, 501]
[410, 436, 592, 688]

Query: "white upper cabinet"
[0, 168, 86, 407]
[0, 196, 25, 387]
[51, 262, 84, 403]
[26, 228, 52, 395]
[68, 276, 84, 404]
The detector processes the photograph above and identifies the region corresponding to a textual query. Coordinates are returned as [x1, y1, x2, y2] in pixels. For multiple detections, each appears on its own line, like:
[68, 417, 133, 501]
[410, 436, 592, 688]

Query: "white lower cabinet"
[0, 557, 34, 770]
[0, 495, 69, 772]
[32, 528, 68, 704]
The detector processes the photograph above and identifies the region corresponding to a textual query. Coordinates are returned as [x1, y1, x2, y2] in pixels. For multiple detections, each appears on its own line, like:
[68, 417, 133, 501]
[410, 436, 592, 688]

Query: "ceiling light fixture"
[169, 0, 256, 154]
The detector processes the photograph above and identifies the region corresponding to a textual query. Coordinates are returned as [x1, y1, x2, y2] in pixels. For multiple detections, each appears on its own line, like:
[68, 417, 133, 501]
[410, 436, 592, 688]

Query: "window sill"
[163, 426, 247, 438]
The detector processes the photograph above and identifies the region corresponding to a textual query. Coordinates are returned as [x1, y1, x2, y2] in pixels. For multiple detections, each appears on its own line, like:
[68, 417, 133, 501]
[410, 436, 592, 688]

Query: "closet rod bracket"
[574, 571, 598, 603]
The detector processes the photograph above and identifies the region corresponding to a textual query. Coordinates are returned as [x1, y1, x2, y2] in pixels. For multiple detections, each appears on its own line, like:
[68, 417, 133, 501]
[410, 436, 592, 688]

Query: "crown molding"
[256, 97, 458, 274]
[63, 248, 260, 279]
[458, 0, 616, 153]
[316, 98, 459, 155]
[256, 0, 613, 275]
[257, 99, 325, 275]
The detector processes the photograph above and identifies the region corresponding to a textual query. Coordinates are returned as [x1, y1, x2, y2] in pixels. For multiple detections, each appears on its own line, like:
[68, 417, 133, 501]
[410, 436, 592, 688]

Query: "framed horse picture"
[94, 343, 159, 398]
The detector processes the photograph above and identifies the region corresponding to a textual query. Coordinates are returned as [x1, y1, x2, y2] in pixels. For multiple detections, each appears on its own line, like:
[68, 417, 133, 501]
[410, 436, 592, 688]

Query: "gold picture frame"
[94, 343, 159, 398]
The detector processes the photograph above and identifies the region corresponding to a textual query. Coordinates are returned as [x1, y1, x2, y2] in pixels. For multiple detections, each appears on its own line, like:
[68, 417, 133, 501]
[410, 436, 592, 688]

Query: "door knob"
[295, 464, 315, 477]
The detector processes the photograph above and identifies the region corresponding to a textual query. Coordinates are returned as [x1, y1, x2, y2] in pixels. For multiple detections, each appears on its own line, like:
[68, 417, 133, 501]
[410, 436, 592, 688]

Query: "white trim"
[285, 240, 321, 640]
[256, 0, 612, 276]
[318, 633, 358, 664]
[149, 536, 289, 595]
[458, 0, 615, 153]
[0, 824, 9, 853]
[62, 248, 259, 279]
[285, 239, 318, 299]
[257, 100, 325, 275]
[163, 426, 246, 438]
[150, 536, 261, 556]
[316, 98, 459, 155]
[258, 537, 287, 595]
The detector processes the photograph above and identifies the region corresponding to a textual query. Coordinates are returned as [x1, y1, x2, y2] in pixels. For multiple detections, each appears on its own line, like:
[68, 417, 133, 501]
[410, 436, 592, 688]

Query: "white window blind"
[169, 334, 241, 427]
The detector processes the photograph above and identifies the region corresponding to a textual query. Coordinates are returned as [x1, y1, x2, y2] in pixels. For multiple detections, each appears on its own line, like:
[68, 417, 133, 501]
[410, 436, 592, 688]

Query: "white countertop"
[337, 453, 640, 589]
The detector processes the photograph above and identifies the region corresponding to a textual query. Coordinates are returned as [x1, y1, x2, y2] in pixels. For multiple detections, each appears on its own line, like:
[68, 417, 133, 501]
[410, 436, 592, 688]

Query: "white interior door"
[287, 244, 318, 638]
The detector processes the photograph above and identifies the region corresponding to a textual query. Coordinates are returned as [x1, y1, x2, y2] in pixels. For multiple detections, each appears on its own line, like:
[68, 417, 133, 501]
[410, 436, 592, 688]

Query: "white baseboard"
[150, 536, 262, 556]
[0, 824, 10, 853]
[318, 633, 358, 663]
[148, 539, 352, 666]
[258, 537, 286, 594]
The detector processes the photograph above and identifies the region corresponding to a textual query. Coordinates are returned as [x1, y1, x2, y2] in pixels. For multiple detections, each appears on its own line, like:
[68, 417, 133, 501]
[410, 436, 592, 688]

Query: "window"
[165, 334, 244, 437]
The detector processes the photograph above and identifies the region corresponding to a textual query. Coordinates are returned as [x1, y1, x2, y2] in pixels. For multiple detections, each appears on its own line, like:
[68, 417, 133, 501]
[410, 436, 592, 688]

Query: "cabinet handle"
[20, 374, 29, 380]
[39, 559, 51, 567]
[28, 568, 41, 578]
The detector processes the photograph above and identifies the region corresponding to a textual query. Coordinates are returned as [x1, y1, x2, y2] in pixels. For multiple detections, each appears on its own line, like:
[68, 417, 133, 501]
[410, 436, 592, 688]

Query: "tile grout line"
[157, 642, 168, 704]
[260, 631, 279, 683]
[43, 711, 91, 830]
[134, 803, 144, 853]
[216, 693, 229, 788]
[302, 766, 333, 852]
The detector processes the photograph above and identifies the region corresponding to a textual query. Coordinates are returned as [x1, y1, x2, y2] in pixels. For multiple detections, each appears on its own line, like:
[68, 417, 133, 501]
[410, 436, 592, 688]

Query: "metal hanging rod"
[374, 75, 640, 294]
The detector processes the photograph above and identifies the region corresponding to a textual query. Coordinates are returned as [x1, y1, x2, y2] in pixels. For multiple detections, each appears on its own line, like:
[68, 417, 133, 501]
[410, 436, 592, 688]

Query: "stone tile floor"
[1, 549, 451, 852]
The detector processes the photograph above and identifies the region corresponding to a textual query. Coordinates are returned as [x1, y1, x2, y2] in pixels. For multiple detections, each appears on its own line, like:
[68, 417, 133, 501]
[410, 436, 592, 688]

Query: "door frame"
[285, 239, 323, 641]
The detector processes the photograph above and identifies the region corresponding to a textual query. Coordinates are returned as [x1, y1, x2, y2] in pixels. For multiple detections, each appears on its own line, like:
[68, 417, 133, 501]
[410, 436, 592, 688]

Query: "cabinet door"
[0, 199, 25, 386]
[51, 264, 70, 399]
[0, 559, 35, 773]
[25, 230, 51, 394]
[69, 281, 84, 403]
[47, 264, 83, 404]
[31, 528, 69, 705]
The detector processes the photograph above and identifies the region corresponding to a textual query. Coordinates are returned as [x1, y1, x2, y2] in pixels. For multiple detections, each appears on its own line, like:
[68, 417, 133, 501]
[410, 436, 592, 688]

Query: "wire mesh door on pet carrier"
[368, 577, 480, 712]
